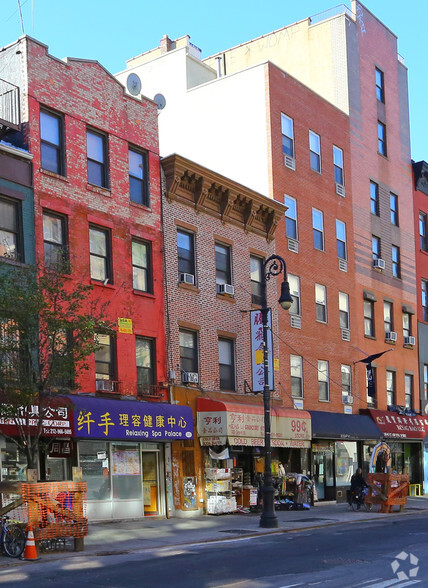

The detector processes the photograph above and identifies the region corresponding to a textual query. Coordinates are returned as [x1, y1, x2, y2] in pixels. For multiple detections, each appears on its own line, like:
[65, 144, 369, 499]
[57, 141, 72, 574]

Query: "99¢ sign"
[290, 419, 307, 437]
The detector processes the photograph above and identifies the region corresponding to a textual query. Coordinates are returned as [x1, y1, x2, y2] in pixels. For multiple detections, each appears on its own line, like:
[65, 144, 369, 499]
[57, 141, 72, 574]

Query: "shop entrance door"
[46, 457, 67, 481]
[142, 451, 160, 516]
[313, 449, 335, 501]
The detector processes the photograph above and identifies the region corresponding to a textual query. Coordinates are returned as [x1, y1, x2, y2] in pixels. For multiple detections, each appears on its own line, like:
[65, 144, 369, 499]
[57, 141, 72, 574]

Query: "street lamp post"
[259, 254, 293, 529]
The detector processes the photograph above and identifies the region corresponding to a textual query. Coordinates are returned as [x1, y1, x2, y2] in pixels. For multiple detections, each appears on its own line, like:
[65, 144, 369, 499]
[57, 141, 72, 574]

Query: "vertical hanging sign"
[250, 309, 274, 392]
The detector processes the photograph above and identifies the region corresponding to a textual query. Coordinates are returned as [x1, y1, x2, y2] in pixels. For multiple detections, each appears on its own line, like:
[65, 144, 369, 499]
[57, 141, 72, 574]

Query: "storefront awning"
[197, 398, 311, 448]
[67, 395, 193, 441]
[309, 410, 382, 440]
[363, 409, 428, 440]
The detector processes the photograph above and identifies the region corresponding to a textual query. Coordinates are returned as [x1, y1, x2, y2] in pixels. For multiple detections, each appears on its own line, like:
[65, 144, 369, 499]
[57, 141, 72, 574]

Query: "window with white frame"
[375, 68, 385, 103]
[132, 239, 152, 293]
[402, 312, 411, 338]
[386, 370, 395, 406]
[333, 146, 344, 186]
[315, 284, 327, 323]
[284, 195, 298, 240]
[0, 197, 21, 261]
[281, 114, 294, 160]
[341, 364, 352, 397]
[336, 220, 347, 260]
[364, 300, 375, 337]
[405, 374, 413, 409]
[383, 301, 393, 335]
[312, 208, 324, 251]
[309, 130, 321, 172]
[43, 212, 68, 270]
[290, 355, 303, 398]
[318, 360, 329, 401]
[250, 255, 264, 306]
[372, 235, 381, 260]
[339, 292, 350, 329]
[288, 274, 300, 316]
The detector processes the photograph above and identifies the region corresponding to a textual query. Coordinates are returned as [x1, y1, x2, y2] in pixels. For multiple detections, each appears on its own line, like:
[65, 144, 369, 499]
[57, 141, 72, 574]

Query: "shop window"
[386, 370, 395, 406]
[129, 147, 149, 206]
[284, 195, 298, 240]
[250, 255, 263, 306]
[112, 443, 142, 499]
[132, 239, 152, 293]
[0, 197, 22, 261]
[370, 181, 379, 216]
[290, 354, 303, 398]
[43, 211, 68, 270]
[405, 374, 413, 409]
[309, 130, 321, 173]
[136, 337, 155, 393]
[89, 225, 112, 283]
[315, 284, 327, 323]
[79, 441, 110, 500]
[218, 338, 235, 391]
[339, 292, 350, 330]
[318, 360, 329, 401]
[40, 109, 65, 175]
[87, 129, 108, 188]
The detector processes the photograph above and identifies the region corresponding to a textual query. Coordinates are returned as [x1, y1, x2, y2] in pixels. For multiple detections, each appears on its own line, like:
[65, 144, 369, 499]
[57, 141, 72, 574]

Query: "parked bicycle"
[0, 516, 26, 558]
[348, 487, 369, 511]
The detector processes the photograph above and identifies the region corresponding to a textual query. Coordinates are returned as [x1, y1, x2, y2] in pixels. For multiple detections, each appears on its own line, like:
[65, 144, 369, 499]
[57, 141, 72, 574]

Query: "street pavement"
[2, 496, 428, 568]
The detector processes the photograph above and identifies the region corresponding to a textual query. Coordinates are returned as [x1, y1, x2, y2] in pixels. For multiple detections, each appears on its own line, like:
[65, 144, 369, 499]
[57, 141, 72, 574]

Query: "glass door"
[142, 451, 159, 516]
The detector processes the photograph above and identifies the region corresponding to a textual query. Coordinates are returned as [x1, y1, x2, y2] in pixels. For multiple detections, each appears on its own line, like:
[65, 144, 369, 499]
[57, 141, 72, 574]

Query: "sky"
[1, 0, 426, 162]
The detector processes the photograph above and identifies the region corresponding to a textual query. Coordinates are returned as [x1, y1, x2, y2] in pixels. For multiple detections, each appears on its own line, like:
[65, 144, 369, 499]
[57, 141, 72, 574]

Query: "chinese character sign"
[73, 396, 193, 441]
[250, 309, 274, 392]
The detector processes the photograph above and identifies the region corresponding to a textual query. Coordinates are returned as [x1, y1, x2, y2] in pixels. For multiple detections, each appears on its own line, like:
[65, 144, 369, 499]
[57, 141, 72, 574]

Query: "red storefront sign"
[365, 409, 428, 440]
[0, 403, 73, 437]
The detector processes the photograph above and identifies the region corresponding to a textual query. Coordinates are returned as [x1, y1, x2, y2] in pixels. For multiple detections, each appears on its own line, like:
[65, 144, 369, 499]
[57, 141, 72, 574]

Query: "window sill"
[318, 399, 330, 403]
[316, 320, 328, 324]
[40, 168, 68, 182]
[364, 335, 376, 340]
[90, 279, 115, 289]
[130, 200, 152, 212]
[87, 183, 111, 197]
[377, 152, 388, 160]
[0, 256, 27, 267]
[178, 282, 200, 293]
[133, 289, 155, 298]
[216, 293, 236, 303]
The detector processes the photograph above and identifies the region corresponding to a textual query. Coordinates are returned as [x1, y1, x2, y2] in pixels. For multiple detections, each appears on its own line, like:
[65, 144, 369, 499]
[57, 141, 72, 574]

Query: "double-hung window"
[87, 129, 108, 188]
[402, 312, 411, 338]
[179, 329, 198, 378]
[405, 374, 413, 409]
[336, 220, 347, 260]
[95, 334, 116, 381]
[339, 292, 350, 330]
[132, 239, 152, 293]
[370, 181, 379, 216]
[318, 360, 329, 401]
[250, 255, 263, 306]
[366, 366, 377, 405]
[40, 109, 64, 175]
[341, 364, 352, 399]
[392, 245, 400, 278]
[422, 280, 428, 322]
[312, 209, 324, 251]
[89, 226, 112, 283]
[390, 193, 398, 226]
[309, 131, 321, 172]
[129, 148, 149, 206]
[375, 68, 385, 103]
[333, 146, 344, 186]
[378, 121, 387, 156]
[0, 197, 21, 261]
[136, 337, 155, 392]
[215, 243, 232, 291]
[386, 370, 395, 406]
[281, 114, 294, 160]
[290, 355, 303, 398]
[419, 212, 427, 251]
[284, 195, 298, 240]
[218, 338, 235, 391]
[177, 229, 195, 282]
[372, 235, 381, 261]
[43, 212, 68, 270]
[383, 301, 393, 335]
[288, 275, 301, 316]
[315, 284, 327, 323]
[364, 300, 375, 337]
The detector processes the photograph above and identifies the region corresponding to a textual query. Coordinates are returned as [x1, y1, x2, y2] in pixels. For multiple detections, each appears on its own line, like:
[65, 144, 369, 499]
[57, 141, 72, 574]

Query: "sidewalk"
[2, 496, 428, 567]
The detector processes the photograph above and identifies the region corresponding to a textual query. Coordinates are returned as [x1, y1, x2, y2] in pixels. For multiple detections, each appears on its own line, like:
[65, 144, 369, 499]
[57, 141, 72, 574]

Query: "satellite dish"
[126, 73, 141, 96]
[154, 93, 166, 110]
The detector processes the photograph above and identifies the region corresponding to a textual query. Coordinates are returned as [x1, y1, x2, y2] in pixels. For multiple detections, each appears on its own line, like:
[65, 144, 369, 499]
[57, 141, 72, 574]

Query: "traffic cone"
[22, 525, 38, 560]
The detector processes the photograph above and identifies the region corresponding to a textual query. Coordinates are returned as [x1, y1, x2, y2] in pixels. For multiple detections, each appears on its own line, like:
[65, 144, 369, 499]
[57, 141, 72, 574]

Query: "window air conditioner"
[182, 372, 199, 384]
[385, 331, 397, 342]
[373, 258, 385, 270]
[284, 155, 296, 170]
[404, 336, 416, 346]
[96, 379, 115, 392]
[179, 273, 195, 285]
[336, 183, 346, 197]
[218, 283, 235, 296]
[341, 328, 350, 341]
[342, 395, 354, 405]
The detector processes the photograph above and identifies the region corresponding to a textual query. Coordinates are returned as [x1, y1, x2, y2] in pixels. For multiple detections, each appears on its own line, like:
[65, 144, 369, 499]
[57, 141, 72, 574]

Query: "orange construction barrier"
[23, 525, 38, 560]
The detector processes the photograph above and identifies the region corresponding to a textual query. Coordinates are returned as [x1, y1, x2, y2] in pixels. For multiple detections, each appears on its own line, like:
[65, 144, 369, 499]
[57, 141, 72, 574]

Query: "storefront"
[70, 395, 193, 520]
[363, 409, 428, 489]
[309, 411, 382, 502]
[197, 398, 311, 512]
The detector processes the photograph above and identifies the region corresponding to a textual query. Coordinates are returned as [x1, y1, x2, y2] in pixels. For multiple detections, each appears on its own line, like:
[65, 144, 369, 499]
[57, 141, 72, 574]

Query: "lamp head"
[279, 280, 293, 311]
